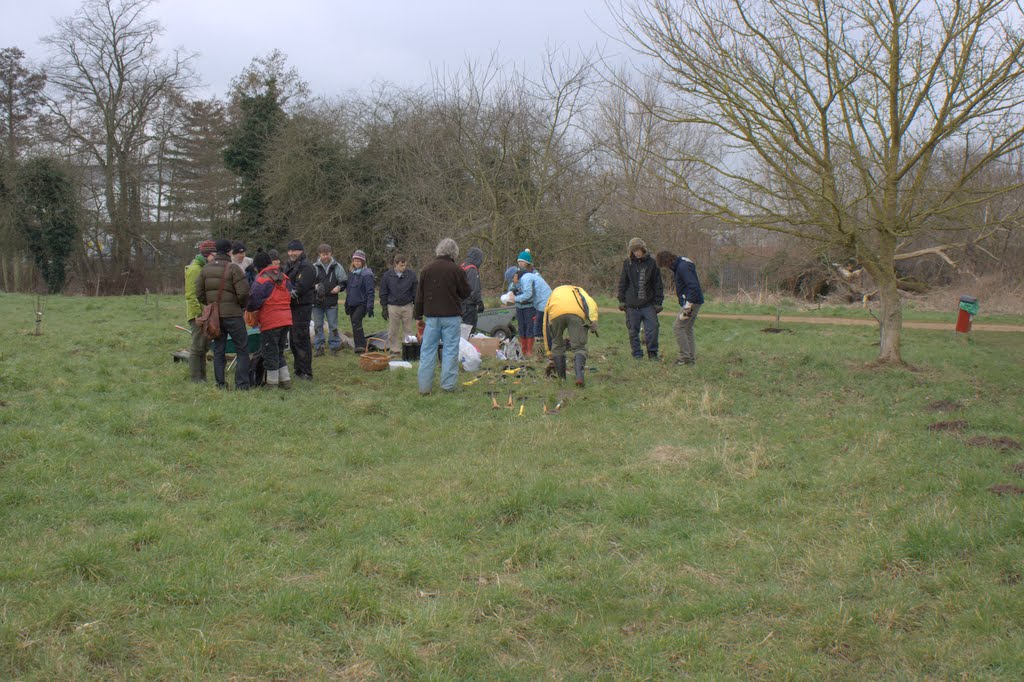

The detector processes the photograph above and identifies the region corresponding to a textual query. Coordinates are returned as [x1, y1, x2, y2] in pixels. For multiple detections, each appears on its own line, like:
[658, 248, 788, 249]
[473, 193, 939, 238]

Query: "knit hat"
[198, 239, 217, 256]
[253, 251, 273, 272]
[287, 239, 304, 251]
[504, 265, 518, 283]
[215, 238, 232, 254]
[230, 240, 246, 254]
[628, 237, 648, 254]
[351, 249, 367, 262]
[517, 249, 532, 264]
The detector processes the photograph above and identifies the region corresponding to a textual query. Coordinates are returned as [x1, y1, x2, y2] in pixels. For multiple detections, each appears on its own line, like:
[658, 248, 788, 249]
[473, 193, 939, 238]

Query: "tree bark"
[869, 232, 903, 364]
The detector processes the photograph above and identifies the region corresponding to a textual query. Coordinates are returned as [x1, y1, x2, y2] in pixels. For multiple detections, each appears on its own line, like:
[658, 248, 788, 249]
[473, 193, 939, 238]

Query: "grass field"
[1, 293, 1023, 679]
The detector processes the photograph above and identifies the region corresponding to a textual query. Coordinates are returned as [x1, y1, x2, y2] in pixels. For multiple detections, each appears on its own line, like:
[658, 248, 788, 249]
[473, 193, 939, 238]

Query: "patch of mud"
[928, 420, 969, 432]
[968, 436, 1022, 451]
[761, 327, 792, 334]
[926, 400, 961, 412]
[1007, 462, 1024, 475]
[988, 484, 1024, 496]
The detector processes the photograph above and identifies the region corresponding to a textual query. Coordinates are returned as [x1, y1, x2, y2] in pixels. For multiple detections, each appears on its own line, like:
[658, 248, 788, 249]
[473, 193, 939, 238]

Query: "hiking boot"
[279, 380, 292, 390]
[676, 358, 695, 366]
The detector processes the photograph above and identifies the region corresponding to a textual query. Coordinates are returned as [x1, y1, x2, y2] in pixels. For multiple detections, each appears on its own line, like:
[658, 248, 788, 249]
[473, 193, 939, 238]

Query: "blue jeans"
[213, 316, 250, 389]
[626, 305, 660, 358]
[312, 305, 341, 351]
[418, 316, 461, 393]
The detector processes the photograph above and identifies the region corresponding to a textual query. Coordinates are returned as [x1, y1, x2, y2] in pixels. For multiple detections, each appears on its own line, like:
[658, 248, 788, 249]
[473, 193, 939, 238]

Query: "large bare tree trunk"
[867, 232, 903, 364]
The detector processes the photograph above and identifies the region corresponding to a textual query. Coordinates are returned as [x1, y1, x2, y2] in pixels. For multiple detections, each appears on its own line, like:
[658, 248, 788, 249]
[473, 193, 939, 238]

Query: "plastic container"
[955, 295, 978, 333]
[402, 342, 421, 361]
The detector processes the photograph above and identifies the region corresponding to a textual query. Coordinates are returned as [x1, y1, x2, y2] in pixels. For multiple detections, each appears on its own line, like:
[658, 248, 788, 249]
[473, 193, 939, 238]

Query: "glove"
[477, 301, 485, 313]
[381, 308, 389, 321]
[679, 304, 694, 320]
[655, 305, 663, 314]
[618, 304, 626, 312]
[367, 308, 374, 318]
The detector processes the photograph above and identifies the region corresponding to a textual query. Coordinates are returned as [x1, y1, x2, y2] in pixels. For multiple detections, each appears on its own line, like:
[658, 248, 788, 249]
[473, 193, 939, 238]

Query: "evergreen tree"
[14, 158, 79, 293]
[223, 80, 285, 244]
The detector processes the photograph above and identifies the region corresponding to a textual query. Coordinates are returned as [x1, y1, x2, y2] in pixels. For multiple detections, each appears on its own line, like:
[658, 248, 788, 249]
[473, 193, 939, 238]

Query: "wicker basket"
[359, 352, 391, 372]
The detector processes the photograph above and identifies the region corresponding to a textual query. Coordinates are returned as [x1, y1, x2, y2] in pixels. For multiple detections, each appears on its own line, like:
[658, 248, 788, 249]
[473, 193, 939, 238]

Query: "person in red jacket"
[247, 250, 295, 389]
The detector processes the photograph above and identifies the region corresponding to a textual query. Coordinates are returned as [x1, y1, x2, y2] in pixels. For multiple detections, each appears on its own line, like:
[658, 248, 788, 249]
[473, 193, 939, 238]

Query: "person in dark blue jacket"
[345, 249, 375, 353]
[379, 255, 418, 353]
[656, 250, 704, 365]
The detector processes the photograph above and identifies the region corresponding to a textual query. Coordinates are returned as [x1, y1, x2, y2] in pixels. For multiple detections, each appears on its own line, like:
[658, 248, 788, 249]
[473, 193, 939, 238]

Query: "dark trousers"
[546, 314, 588, 359]
[290, 304, 313, 378]
[347, 304, 367, 352]
[213, 315, 250, 389]
[461, 308, 478, 331]
[261, 326, 288, 371]
[515, 306, 536, 339]
[626, 305, 660, 358]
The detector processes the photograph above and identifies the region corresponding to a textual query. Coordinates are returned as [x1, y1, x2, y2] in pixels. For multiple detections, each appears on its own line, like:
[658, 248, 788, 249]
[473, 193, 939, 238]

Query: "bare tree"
[229, 49, 310, 112]
[43, 0, 195, 290]
[616, 0, 1024, 363]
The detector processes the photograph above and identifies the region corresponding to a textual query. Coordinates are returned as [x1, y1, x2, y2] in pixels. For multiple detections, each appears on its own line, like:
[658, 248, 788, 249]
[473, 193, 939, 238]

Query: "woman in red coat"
[247, 250, 295, 389]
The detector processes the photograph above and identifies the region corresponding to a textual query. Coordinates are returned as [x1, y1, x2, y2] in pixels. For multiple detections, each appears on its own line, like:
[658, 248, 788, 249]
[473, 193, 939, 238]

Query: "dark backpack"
[248, 351, 267, 387]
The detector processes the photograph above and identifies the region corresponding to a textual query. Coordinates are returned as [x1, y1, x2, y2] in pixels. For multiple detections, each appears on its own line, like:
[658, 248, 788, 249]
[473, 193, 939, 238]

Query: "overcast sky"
[1, 0, 624, 99]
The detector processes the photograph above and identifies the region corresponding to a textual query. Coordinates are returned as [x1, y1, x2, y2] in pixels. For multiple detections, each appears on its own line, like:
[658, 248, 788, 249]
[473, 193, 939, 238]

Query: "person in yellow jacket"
[542, 285, 599, 386]
[185, 240, 217, 382]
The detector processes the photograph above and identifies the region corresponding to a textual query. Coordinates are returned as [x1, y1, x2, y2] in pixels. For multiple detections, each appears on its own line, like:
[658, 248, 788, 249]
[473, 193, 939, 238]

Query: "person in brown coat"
[197, 239, 251, 389]
[414, 238, 471, 394]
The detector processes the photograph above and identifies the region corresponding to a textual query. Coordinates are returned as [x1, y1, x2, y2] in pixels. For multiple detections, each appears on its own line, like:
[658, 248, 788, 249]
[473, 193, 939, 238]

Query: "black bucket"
[402, 342, 421, 362]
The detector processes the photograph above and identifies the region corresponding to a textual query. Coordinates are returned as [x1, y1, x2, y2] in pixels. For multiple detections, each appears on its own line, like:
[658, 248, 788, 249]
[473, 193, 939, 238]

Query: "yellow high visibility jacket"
[543, 285, 598, 324]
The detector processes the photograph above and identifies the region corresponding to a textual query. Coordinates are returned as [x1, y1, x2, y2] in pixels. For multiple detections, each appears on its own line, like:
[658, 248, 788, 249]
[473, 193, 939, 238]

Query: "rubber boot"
[188, 353, 206, 383]
[573, 353, 586, 387]
[553, 355, 567, 380]
[278, 365, 293, 390]
[266, 368, 279, 388]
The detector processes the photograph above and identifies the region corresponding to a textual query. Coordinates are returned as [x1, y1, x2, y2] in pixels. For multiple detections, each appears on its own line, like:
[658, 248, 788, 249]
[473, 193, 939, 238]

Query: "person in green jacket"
[185, 240, 216, 382]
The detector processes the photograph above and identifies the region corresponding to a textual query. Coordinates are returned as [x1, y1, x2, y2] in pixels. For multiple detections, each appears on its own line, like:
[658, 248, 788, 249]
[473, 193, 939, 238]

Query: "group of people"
[617, 237, 705, 365]
[182, 234, 703, 392]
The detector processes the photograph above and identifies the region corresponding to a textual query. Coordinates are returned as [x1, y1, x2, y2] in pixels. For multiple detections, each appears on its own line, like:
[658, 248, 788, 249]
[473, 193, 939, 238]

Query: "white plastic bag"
[459, 337, 482, 371]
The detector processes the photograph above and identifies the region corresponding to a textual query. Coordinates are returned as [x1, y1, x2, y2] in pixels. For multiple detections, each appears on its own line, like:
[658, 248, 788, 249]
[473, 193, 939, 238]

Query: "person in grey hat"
[345, 248, 375, 353]
[617, 237, 664, 360]
[283, 239, 316, 380]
